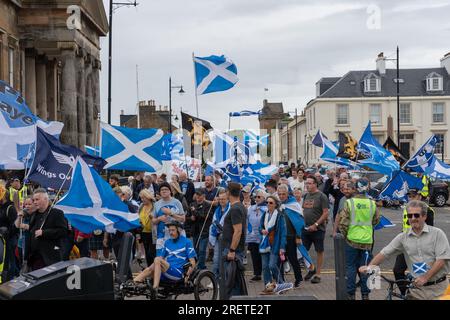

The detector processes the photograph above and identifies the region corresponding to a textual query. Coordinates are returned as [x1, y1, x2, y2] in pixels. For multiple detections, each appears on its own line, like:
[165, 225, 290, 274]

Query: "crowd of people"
[0, 161, 449, 300]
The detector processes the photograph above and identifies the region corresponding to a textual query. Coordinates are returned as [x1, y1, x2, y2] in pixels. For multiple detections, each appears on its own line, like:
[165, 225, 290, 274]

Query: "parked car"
[430, 179, 449, 207]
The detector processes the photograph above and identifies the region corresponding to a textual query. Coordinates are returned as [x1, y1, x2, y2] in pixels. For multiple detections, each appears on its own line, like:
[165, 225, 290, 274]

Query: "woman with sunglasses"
[246, 190, 267, 282]
[138, 189, 157, 266]
[259, 195, 287, 293]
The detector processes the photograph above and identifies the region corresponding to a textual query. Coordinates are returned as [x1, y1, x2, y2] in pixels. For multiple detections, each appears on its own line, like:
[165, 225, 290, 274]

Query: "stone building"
[0, 0, 108, 147]
[120, 100, 177, 132]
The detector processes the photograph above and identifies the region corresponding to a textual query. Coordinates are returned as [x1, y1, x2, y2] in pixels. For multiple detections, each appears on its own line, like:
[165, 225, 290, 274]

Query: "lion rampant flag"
[337, 132, 360, 161]
[181, 112, 213, 158]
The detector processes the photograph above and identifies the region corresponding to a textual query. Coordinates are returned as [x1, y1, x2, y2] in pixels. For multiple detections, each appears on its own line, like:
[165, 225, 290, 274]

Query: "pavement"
[129, 205, 450, 300]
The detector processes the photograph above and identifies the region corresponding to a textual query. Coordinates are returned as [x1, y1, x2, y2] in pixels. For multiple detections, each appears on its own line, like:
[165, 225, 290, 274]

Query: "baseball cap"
[195, 188, 205, 195]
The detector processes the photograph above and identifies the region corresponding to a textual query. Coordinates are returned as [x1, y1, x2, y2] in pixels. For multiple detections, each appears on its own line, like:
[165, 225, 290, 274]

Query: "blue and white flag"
[312, 130, 328, 148]
[161, 133, 184, 161]
[210, 130, 255, 167]
[243, 130, 269, 157]
[27, 128, 107, 190]
[358, 122, 400, 177]
[403, 135, 439, 173]
[378, 170, 424, 202]
[281, 197, 314, 268]
[374, 215, 396, 230]
[55, 157, 140, 233]
[208, 202, 230, 247]
[259, 209, 279, 254]
[0, 80, 63, 170]
[229, 110, 261, 117]
[194, 55, 238, 95]
[412, 262, 430, 276]
[85, 145, 100, 157]
[315, 130, 359, 169]
[100, 123, 164, 172]
[425, 156, 450, 180]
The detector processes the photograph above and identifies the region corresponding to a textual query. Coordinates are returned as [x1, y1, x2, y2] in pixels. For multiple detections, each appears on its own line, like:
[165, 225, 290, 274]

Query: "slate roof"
[318, 68, 450, 98]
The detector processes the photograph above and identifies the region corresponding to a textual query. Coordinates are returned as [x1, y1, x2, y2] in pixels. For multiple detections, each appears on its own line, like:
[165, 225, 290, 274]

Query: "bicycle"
[379, 274, 416, 300]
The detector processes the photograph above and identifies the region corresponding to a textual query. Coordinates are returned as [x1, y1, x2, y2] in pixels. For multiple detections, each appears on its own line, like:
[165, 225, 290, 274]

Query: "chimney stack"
[441, 52, 450, 74]
[376, 52, 386, 75]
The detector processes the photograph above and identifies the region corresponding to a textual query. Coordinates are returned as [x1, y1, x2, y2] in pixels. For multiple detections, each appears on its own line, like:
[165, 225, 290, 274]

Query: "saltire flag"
[229, 110, 261, 117]
[378, 170, 424, 202]
[357, 122, 400, 177]
[424, 156, 450, 180]
[0, 80, 64, 170]
[403, 135, 439, 173]
[55, 157, 140, 233]
[314, 130, 359, 169]
[100, 123, 163, 172]
[374, 215, 396, 230]
[27, 128, 107, 190]
[337, 132, 361, 161]
[194, 55, 238, 95]
[161, 133, 184, 161]
[312, 130, 328, 148]
[383, 137, 407, 165]
[281, 197, 313, 269]
[243, 130, 269, 158]
[85, 145, 100, 157]
[181, 112, 213, 158]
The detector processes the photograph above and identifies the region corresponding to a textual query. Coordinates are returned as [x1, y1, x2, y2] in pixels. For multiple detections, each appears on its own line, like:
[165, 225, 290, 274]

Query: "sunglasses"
[407, 213, 422, 219]
[256, 196, 263, 198]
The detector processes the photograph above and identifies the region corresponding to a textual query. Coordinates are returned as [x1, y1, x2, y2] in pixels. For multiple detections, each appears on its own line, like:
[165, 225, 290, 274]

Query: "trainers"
[304, 268, 316, 281]
[311, 275, 321, 284]
[250, 275, 261, 282]
[273, 282, 294, 294]
[362, 294, 370, 300]
[283, 262, 291, 273]
[348, 294, 355, 300]
[294, 280, 303, 288]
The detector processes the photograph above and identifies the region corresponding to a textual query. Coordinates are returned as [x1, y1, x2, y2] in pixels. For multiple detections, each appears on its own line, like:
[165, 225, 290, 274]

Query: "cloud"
[100, 0, 450, 131]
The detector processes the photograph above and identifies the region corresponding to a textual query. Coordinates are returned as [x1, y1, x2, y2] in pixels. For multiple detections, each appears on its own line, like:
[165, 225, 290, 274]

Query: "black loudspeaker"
[0, 258, 114, 300]
[230, 295, 318, 300]
[116, 232, 134, 283]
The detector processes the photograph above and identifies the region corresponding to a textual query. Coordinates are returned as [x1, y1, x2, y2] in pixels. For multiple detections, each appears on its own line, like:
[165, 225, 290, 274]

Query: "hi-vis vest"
[346, 198, 376, 245]
[9, 186, 28, 207]
[0, 235, 5, 284]
[420, 175, 429, 198]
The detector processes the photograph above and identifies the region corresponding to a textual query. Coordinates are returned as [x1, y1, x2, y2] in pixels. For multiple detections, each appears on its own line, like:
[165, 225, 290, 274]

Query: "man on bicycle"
[360, 200, 450, 300]
[133, 221, 197, 295]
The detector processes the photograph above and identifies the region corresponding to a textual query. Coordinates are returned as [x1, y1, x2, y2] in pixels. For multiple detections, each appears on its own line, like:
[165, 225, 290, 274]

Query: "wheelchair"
[117, 261, 218, 300]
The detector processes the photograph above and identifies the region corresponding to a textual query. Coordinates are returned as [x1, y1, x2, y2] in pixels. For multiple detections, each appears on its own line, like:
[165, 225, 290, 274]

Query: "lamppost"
[108, 0, 138, 125]
[385, 47, 400, 146]
[169, 77, 185, 133]
[286, 108, 299, 163]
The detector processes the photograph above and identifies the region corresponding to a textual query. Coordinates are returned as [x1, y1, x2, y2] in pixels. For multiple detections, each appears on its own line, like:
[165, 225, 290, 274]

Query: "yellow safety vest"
[420, 175, 429, 198]
[346, 198, 376, 245]
[9, 186, 28, 207]
[0, 236, 5, 284]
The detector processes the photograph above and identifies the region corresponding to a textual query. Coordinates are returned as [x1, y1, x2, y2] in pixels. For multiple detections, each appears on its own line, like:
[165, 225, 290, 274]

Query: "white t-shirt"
[289, 178, 305, 192]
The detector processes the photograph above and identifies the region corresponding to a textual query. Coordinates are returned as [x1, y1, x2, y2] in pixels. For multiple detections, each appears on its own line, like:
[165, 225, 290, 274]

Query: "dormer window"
[364, 73, 381, 93]
[426, 72, 443, 91]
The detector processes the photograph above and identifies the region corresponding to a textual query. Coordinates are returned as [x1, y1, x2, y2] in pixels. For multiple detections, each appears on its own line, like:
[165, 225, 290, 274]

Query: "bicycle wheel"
[194, 271, 218, 300]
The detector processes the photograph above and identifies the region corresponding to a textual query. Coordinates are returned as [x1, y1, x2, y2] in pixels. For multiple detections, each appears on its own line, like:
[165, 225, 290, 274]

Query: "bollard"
[334, 233, 347, 300]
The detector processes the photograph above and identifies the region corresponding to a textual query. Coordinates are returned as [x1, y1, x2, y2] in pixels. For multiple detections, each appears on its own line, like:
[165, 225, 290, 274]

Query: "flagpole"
[192, 52, 199, 117]
[228, 115, 231, 131]
[50, 165, 74, 209]
[180, 108, 192, 179]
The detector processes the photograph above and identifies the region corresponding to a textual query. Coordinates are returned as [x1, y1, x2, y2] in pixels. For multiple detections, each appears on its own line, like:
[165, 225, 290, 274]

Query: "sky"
[100, 0, 450, 131]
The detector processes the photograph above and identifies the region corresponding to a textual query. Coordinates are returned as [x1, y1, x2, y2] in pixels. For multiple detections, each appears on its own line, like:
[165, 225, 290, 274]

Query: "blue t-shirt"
[160, 235, 197, 270]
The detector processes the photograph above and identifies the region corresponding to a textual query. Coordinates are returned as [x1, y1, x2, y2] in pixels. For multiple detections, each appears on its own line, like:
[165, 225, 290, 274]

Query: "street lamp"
[286, 108, 299, 164]
[169, 77, 185, 133]
[108, 0, 139, 125]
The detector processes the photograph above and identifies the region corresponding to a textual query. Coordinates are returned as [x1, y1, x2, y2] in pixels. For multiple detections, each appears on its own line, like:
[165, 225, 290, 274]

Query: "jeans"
[247, 242, 262, 276]
[213, 242, 220, 279]
[286, 238, 303, 283]
[193, 235, 208, 270]
[261, 252, 282, 285]
[221, 248, 245, 299]
[345, 242, 372, 296]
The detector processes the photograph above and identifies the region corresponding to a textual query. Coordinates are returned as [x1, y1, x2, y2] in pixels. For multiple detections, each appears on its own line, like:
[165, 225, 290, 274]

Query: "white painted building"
[303, 52, 450, 164]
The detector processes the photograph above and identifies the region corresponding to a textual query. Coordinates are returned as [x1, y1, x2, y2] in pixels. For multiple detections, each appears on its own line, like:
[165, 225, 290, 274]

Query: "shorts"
[161, 265, 184, 282]
[301, 230, 325, 253]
